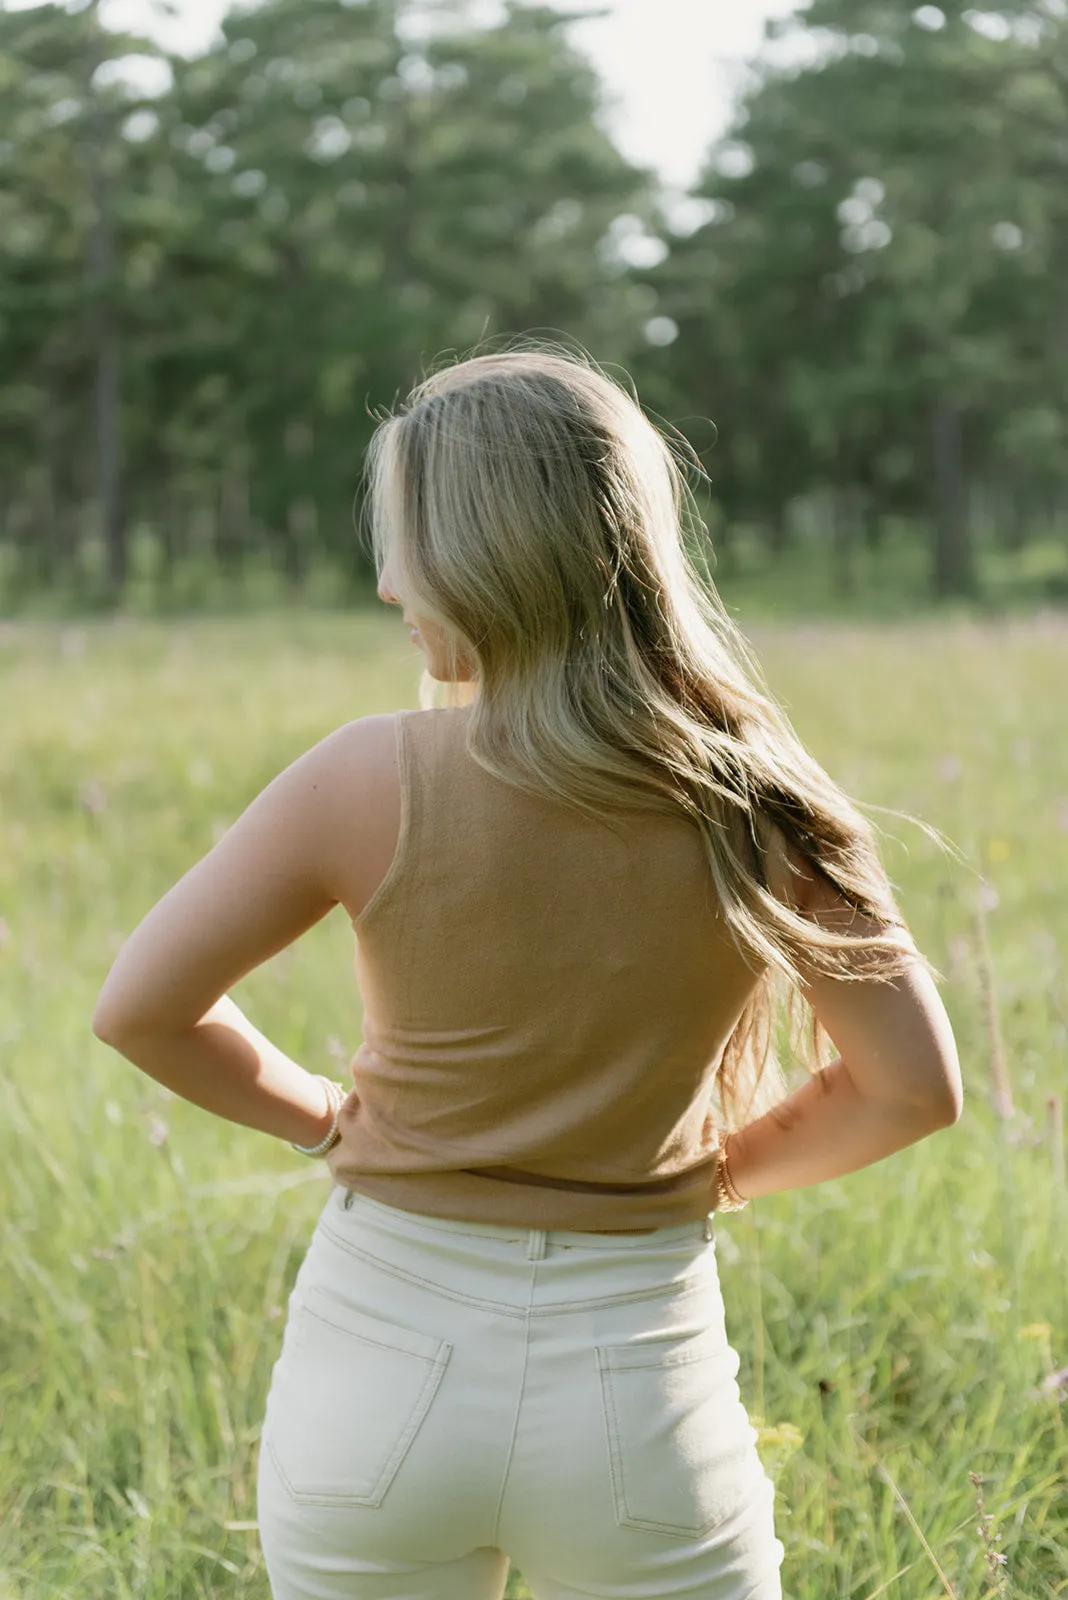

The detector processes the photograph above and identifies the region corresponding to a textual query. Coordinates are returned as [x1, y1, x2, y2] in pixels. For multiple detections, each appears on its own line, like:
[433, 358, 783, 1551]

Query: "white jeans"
[256, 1184, 784, 1599]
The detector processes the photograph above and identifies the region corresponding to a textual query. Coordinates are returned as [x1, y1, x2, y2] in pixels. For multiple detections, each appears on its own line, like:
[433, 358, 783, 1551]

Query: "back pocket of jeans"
[595, 1329, 759, 1539]
[264, 1284, 452, 1507]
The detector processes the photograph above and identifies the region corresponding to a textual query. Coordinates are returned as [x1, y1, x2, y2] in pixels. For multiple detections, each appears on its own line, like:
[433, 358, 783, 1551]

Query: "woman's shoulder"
[307, 715, 404, 920]
[302, 715, 402, 829]
[324, 704, 469, 777]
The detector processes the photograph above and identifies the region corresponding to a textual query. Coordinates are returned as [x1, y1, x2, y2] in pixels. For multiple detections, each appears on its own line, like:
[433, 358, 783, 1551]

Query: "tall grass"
[1, 609, 1065, 1598]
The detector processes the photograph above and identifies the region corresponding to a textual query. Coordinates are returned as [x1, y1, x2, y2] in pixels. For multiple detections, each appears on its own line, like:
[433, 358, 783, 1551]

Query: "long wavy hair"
[360, 336, 942, 1129]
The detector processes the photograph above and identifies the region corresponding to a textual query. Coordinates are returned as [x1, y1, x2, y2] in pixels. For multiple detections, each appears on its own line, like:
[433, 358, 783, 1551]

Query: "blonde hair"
[361, 335, 939, 1128]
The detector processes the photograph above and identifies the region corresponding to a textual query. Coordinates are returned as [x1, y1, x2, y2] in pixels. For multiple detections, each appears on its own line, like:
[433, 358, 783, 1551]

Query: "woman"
[92, 340, 963, 1600]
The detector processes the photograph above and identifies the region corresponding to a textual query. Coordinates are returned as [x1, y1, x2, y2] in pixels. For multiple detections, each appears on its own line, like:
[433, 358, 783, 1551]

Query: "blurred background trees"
[2, 0, 1067, 615]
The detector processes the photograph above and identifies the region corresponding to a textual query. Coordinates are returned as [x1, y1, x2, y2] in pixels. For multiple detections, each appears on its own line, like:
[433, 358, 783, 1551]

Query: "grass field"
[1, 607, 1065, 1600]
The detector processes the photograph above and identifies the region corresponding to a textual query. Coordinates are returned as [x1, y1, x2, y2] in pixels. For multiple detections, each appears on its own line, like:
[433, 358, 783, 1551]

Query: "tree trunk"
[1004, 480, 1028, 552]
[6, 502, 34, 602]
[766, 502, 790, 556]
[157, 477, 180, 595]
[861, 493, 883, 552]
[216, 459, 249, 580]
[713, 515, 735, 579]
[280, 419, 315, 594]
[931, 397, 974, 597]
[831, 490, 857, 598]
[284, 496, 316, 594]
[84, 61, 125, 601]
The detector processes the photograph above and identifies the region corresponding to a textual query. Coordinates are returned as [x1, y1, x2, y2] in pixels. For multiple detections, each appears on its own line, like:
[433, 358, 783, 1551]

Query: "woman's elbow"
[893, 1061, 963, 1133]
[927, 1073, 964, 1130]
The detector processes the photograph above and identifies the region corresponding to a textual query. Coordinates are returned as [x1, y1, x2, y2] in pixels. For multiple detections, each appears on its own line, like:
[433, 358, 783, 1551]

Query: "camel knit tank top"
[325, 704, 764, 1231]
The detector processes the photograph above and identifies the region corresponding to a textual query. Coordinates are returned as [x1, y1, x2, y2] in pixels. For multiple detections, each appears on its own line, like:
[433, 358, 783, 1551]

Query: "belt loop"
[526, 1228, 547, 1260]
[343, 1189, 355, 1211]
[704, 1216, 714, 1242]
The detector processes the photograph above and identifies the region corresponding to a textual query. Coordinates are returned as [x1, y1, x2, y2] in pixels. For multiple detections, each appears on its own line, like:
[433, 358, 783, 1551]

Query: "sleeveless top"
[325, 705, 764, 1231]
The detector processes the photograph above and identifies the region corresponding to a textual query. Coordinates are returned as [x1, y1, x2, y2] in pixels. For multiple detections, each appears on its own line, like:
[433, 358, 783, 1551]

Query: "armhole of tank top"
[350, 709, 411, 932]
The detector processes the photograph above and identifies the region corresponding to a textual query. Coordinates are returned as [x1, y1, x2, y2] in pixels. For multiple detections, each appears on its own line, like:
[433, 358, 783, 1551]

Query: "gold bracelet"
[711, 1134, 749, 1212]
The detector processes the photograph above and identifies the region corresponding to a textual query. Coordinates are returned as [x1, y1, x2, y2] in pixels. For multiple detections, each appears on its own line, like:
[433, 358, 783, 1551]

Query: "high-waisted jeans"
[256, 1184, 785, 1599]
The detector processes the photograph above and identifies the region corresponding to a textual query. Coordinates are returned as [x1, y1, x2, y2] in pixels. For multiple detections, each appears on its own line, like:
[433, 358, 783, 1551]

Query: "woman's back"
[326, 704, 764, 1232]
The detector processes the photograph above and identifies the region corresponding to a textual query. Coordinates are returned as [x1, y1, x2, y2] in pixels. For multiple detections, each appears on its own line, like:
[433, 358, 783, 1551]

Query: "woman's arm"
[726, 849, 963, 1203]
[90, 721, 381, 1150]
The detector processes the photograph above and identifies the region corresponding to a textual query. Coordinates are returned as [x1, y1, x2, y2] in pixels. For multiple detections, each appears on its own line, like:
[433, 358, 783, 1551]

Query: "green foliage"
[0, 0, 662, 605]
[639, 0, 1068, 598]
[1, 610, 1065, 1597]
[3, 0, 1068, 612]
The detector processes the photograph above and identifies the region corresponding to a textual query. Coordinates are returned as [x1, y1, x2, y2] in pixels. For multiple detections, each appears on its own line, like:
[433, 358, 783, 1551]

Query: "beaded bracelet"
[290, 1075, 345, 1158]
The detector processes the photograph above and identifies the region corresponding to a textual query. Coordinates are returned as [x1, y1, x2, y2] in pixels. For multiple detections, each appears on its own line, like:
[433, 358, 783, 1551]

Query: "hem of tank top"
[332, 1175, 710, 1235]
[538, 1223, 661, 1234]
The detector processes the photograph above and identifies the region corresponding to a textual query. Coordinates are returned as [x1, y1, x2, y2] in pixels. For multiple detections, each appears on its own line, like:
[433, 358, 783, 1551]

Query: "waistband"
[336, 1185, 714, 1259]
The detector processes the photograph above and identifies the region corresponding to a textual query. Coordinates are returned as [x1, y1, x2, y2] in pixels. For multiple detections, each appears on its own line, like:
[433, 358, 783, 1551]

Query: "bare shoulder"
[327, 712, 399, 772]
[305, 714, 402, 917]
[311, 713, 400, 814]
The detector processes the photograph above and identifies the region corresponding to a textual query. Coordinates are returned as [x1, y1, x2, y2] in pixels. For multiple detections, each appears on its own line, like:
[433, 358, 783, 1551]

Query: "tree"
[637, 0, 1068, 598]
[0, 0, 666, 605]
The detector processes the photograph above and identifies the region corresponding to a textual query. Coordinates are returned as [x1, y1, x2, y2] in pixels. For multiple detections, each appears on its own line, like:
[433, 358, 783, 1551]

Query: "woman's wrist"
[724, 1127, 751, 1199]
[724, 1131, 750, 1202]
[289, 1074, 344, 1156]
[712, 1131, 750, 1211]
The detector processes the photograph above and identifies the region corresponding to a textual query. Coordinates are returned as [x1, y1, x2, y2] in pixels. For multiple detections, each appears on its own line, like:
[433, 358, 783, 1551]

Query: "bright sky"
[6, 0, 806, 192]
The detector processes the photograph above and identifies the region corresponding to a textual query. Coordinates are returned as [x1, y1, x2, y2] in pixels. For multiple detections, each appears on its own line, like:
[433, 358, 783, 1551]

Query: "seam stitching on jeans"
[490, 1249, 537, 1546]
[595, 1346, 628, 1531]
[319, 1223, 528, 1316]
[529, 1273, 713, 1317]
